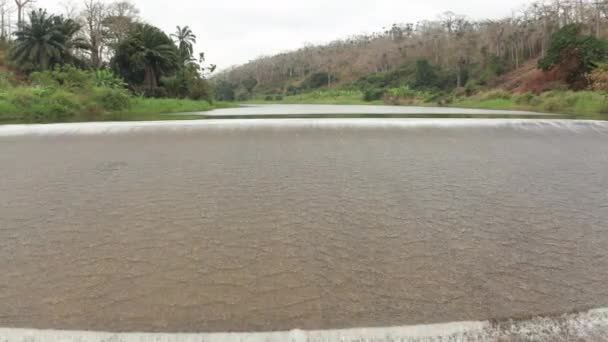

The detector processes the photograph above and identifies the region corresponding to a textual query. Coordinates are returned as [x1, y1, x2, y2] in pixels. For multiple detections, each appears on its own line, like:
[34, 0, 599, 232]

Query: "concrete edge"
[1, 308, 608, 342]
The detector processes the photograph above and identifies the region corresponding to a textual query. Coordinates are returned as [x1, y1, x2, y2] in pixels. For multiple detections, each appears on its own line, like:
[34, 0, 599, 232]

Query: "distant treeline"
[213, 0, 608, 101]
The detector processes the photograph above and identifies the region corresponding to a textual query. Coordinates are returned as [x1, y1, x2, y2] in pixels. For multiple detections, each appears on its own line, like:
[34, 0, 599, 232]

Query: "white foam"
[1, 119, 608, 137]
[1, 308, 607, 342]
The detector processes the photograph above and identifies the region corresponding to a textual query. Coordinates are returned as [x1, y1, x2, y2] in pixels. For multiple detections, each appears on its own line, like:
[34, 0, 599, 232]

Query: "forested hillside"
[213, 0, 608, 110]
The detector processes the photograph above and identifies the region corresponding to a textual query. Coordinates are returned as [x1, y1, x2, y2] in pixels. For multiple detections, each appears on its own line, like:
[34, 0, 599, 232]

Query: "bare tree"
[0, 0, 14, 40]
[82, 0, 107, 67]
[61, 0, 80, 19]
[14, 0, 34, 27]
[104, 0, 139, 47]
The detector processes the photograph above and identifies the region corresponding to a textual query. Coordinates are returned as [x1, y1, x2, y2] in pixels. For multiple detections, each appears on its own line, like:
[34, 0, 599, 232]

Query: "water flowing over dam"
[1, 119, 608, 339]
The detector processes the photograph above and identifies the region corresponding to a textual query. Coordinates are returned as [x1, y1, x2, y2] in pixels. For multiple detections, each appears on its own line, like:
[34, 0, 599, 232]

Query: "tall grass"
[0, 78, 233, 124]
[247, 89, 375, 105]
[453, 90, 608, 115]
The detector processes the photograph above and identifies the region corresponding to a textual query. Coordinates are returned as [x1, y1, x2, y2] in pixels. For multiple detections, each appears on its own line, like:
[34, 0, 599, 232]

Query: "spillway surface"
[1, 119, 607, 333]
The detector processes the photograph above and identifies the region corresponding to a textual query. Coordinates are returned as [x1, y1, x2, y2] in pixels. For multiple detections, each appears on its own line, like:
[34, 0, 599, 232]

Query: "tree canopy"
[111, 23, 179, 90]
[11, 10, 89, 71]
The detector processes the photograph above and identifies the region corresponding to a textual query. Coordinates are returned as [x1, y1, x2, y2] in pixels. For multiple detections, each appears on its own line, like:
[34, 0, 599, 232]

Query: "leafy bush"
[542, 97, 569, 112]
[0, 72, 16, 89]
[93, 69, 127, 89]
[538, 24, 608, 88]
[301, 72, 336, 89]
[480, 90, 511, 101]
[363, 88, 384, 101]
[587, 63, 608, 91]
[10, 88, 82, 123]
[30, 65, 93, 91]
[415, 59, 438, 88]
[138, 87, 168, 98]
[214, 80, 236, 101]
[94, 88, 131, 111]
[188, 79, 212, 101]
[514, 93, 535, 105]
[464, 80, 480, 96]
[274, 95, 283, 101]
[285, 85, 299, 95]
[386, 85, 418, 98]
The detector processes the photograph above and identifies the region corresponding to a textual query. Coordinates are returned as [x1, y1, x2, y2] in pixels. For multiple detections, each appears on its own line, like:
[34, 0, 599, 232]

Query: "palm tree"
[11, 9, 88, 70]
[112, 23, 178, 89]
[171, 25, 196, 63]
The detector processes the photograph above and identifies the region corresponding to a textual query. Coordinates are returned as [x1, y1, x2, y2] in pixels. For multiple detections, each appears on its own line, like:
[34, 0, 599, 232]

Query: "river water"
[202, 104, 553, 116]
[1, 118, 608, 334]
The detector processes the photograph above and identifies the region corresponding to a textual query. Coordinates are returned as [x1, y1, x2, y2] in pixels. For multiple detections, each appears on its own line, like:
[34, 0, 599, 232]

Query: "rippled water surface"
[201, 104, 552, 116]
[1, 119, 608, 333]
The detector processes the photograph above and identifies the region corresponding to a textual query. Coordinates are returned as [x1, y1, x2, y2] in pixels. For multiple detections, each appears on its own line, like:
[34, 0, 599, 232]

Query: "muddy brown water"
[1, 119, 608, 333]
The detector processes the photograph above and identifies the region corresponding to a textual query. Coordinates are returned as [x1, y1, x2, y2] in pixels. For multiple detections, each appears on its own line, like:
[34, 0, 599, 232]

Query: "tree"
[14, 0, 33, 27]
[171, 25, 196, 63]
[82, 0, 108, 67]
[414, 59, 437, 88]
[103, 0, 139, 49]
[539, 23, 608, 87]
[11, 9, 89, 70]
[112, 23, 178, 89]
[242, 76, 257, 93]
[0, 0, 14, 40]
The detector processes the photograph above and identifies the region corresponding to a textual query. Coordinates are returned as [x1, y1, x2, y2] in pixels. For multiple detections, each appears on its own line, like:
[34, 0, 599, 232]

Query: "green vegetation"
[211, 2, 608, 118]
[232, 22, 608, 118]
[0, 66, 230, 124]
[539, 24, 608, 88]
[0, 2, 224, 124]
[244, 89, 377, 105]
[453, 90, 608, 115]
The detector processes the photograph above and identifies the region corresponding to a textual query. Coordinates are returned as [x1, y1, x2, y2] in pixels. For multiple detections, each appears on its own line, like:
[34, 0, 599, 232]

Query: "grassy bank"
[0, 92, 233, 124]
[243, 89, 381, 105]
[0, 68, 235, 124]
[246, 88, 608, 119]
[105, 98, 234, 122]
[451, 90, 608, 115]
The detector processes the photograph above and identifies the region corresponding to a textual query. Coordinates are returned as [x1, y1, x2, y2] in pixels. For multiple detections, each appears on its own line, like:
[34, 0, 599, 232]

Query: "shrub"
[213, 80, 236, 101]
[301, 72, 336, 89]
[538, 24, 608, 88]
[386, 86, 418, 98]
[93, 69, 127, 89]
[285, 85, 299, 95]
[0, 72, 16, 89]
[11, 89, 82, 123]
[30, 65, 93, 91]
[587, 63, 608, 91]
[415, 59, 438, 88]
[464, 80, 480, 96]
[542, 97, 569, 112]
[480, 90, 511, 101]
[363, 88, 384, 102]
[274, 95, 283, 101]
[94, 88, 131, 111]
[264, 95, 274, 101]
[514, 93, 535, 105]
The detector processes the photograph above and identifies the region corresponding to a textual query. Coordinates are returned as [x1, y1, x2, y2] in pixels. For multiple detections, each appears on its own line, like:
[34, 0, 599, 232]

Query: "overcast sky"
[43, 0, 532, 70]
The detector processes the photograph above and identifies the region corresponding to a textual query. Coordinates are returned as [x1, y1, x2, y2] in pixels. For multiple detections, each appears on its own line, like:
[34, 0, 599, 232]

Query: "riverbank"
[0, 95, 235, 124]
[243, 89, 608, 120]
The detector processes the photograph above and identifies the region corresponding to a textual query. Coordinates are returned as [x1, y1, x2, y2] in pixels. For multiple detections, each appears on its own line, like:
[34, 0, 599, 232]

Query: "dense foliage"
[214, 0, 608, 106]
[539, 24, 608, 88]
[111, 23, 179, 90]
[11, 10, 89, 71]
[6, 1, 214, 104]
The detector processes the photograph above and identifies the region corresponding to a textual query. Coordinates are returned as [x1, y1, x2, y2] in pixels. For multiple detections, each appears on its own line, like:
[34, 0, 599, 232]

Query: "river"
[0, 117, 607, 339]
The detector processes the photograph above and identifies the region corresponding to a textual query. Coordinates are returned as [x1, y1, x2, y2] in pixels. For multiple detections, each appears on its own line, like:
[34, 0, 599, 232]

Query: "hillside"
[212, 0, 608, 109]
